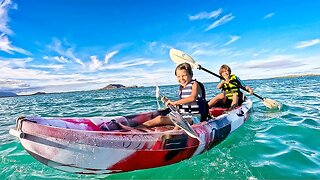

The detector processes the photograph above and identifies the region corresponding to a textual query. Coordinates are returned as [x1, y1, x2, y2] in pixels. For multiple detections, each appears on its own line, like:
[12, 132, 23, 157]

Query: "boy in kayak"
[141, 62, 208, 128]
[208, 64, 254, 111]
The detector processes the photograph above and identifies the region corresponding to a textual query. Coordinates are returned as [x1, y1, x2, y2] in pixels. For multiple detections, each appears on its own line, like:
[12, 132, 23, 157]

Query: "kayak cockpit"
[12, 108, 173, 134]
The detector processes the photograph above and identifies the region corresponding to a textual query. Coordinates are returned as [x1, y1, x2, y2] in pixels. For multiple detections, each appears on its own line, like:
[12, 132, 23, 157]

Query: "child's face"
[220, 68, 230, 78]
[176, 69, 192, 87]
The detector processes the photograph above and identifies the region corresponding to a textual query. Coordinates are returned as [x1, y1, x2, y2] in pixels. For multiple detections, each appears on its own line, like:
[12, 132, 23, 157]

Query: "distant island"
[0, 91, 46, 98]
[272, 74, 320, 79]
[99, 84, 139, 90]
[24, 92, 46, 96]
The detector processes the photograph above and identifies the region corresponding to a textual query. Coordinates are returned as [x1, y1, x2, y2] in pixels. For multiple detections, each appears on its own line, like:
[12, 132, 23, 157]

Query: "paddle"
[155, 85, 161, 110]
[155, 85, 200, 140]
[169, 48, 280, 109]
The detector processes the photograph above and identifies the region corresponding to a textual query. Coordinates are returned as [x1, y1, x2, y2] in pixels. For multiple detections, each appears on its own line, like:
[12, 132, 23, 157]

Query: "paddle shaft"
[198, 65, 264, 100]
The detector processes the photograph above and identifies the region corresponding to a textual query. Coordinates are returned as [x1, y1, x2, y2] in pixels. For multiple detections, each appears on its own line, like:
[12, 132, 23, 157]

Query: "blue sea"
[1, 76, 319, 179]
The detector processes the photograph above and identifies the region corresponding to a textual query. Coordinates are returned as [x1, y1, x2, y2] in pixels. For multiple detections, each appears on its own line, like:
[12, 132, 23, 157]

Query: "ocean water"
[1, 76, 319, 179]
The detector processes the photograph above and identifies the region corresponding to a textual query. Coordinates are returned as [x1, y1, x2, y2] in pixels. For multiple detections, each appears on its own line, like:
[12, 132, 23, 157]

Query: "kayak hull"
[10, 98, 252, 174]
[16, 121, 199, 174]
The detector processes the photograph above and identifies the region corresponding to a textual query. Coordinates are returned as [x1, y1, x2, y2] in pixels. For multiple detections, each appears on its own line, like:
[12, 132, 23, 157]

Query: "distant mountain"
[29, 92, 46, 96]
[0, 92, 17, 97]
[99, 84, 139, 90]
[100, 84, 126, 90]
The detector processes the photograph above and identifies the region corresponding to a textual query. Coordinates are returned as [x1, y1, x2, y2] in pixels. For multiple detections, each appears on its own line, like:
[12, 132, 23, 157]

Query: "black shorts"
[215, 99, 233, 108]
[215, 94, 245, 108]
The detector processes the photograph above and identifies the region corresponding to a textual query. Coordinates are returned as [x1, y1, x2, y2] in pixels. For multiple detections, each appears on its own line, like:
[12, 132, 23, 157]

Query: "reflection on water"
[1, 76, 319, 179]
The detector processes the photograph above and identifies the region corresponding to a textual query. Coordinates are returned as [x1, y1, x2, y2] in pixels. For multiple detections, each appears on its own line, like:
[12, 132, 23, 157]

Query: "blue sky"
[1, 0, 320, 94]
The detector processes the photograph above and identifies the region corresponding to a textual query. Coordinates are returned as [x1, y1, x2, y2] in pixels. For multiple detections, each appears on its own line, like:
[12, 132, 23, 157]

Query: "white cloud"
[89, 55, 103, 71]
[178, 42, 211, 50]
[263, 13, 275, 20]
[0, 78, 30, 89]
[231, 54, 320, 80]
[87, 55, 159, 72]
[294, 39, 320, 49]
[147, 41, 172, 54]
[47, 38, 84, 66]
[192, 46, 244, 58]
[53, 56, 69, 63]
[0, 0, 15, 35]
[0, 64, 90, 94]
[94, 67, 175, 87]
[241, 55, 304, 69]
[0, 59, 173, 94]
[102, 58, 161, 70]
[0, 33, 31, 55]
[104, 50, 118, 64]
[0, 66, 57, 80]
[0, 1, 30, 56]
[74, 58, 84, 66]
[253, 49, 270, 57]
[0, 57, 80, 82]
[224, 35, 240, 46]
[205, 13, 235, 31]
[43, 55, 69, 63]
[189, 8, 222, 20]
[0, 57, 32, 68]
[30, 64, 64, 71]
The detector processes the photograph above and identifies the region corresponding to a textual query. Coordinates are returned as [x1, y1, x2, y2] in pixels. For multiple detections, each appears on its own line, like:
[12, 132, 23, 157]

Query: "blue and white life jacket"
[178, 80, 208, 121]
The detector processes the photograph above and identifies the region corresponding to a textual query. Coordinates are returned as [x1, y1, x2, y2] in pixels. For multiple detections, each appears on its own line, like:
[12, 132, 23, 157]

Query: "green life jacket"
[222, 74, 240, 100]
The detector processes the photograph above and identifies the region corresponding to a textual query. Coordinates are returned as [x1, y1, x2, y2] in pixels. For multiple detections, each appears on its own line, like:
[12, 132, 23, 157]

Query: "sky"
[0, 0, 320, 94]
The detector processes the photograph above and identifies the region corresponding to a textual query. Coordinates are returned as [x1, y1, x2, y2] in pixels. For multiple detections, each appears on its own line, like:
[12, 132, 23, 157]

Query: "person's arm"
[172, 82, 199, 106]
[217, 80, 225, 89]
[245, 86, 253, 94]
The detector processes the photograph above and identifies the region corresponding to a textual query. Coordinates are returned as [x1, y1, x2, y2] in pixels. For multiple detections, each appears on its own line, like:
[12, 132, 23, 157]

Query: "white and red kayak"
[10, 98, 252, 174]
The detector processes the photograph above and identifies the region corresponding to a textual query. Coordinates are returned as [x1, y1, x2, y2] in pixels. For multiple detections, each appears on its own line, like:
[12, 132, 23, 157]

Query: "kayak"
[9, 98, 252, 174]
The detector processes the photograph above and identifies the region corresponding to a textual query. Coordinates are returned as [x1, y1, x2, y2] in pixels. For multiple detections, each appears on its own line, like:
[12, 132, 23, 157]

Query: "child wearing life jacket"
[141, 62, 208, 128]
[208, 64, 253, 111]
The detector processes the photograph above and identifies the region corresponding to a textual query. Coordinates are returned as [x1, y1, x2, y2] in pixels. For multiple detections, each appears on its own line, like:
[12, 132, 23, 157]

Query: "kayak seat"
[99, 120, 150, 132]
[100, 120, 121, 131]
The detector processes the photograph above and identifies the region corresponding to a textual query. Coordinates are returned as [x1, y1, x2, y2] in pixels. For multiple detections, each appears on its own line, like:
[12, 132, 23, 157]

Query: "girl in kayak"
[141, 62, 208, 128]
[208, 64, 254, 111]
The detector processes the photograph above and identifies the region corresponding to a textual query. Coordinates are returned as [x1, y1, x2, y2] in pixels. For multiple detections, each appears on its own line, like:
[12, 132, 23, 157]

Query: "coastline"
[0, 83, 141, 98]
[270, 74, 320, 79]
[1, 75, 319, 98]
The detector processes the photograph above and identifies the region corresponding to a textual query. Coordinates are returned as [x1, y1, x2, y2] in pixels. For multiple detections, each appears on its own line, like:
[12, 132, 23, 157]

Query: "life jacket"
[222, 74, 240, 100]
[178, 80, 208, 122]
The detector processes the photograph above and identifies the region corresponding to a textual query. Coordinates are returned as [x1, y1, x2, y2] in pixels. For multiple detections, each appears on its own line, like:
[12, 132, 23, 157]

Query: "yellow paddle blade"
[169, 48, 199, 69]
[263, 98, 281, 109]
